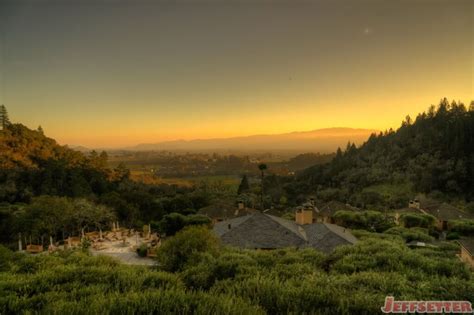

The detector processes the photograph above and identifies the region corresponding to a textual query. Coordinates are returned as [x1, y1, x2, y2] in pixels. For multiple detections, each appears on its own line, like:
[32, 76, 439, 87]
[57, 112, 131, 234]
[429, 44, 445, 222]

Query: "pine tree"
[0, 105, 11, 130]
[37, 125, 44, 134]
[237, 175, 250, 195]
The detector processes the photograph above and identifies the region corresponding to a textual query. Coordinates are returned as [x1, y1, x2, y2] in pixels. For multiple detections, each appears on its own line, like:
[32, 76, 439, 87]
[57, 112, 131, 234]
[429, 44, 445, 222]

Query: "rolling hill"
[131, 128, 379, 153]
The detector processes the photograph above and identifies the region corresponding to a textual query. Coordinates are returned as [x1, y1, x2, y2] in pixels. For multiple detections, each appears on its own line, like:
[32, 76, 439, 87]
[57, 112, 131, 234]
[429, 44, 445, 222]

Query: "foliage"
[448, 219, 474, 236]
[400, 213, 436, 228]
[158, 213, 211, 236]
[237, 175, 250, 195]
[384, 226, 434, 242]
[333, 210, 395, 232]
[80, 238, 91, 251]
[295, 99, 474, 205]
[137, 244, 148, 257]
[156, 226, 219, 272]
[0, 230, 473, 314]
[446, 232, 460, 240]
[0, 105, 11, 130]
[0, 122, 213, 244]
[12, 196, 115, 244]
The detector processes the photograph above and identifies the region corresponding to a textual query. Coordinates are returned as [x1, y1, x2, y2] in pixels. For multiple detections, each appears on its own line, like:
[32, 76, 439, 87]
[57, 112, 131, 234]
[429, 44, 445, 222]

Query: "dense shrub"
[333, 210, 395, 232]
[1, 231, 473, 314]
[449, 219, 474, 236]
[159, 213, 212, 236]
[446, 231, 460, 240]
[384, 226, 434, 242]
[0, 245, 14, 272]
[156, 226, 219, 272]
[400, 213, 436, 228]
[136, 244, 148, 257]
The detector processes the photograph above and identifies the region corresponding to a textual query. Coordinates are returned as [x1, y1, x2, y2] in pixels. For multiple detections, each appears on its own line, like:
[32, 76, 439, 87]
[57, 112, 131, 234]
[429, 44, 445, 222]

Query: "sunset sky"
[0, 0, 472, 148]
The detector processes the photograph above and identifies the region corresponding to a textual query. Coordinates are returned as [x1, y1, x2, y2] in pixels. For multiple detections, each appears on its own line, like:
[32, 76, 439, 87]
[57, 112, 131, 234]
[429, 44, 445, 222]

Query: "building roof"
[317, 201, 359, 216]
[198, 202, 256, 220]
[421, 202, 473, 221]
[213, 212, 357, 252]
[459, 238, 474, 256]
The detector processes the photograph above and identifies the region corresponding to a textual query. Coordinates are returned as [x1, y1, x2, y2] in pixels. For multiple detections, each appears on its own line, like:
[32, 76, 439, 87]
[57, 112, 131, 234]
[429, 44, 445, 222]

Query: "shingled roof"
[198, 202, 256, 220]
[213, 212, 357, 252]
[458, 238, 474, 256]
[421, 202, 473, 221]
[317, 201, 359, 216]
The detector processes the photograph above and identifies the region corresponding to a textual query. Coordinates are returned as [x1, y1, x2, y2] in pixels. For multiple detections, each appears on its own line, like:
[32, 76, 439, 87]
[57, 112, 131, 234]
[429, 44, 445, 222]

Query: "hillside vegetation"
[0, 227, 473, 315]
[289, 99, 474, 207]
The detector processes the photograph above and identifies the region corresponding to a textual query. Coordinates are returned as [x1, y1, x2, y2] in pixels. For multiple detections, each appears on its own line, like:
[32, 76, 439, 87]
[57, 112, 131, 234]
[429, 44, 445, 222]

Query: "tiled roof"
[213, 212, 357, 252]
[459, 238, 474, 256]
[421, 203, 473, 221]
[318, 201, 358, 215]
[198, 203, 256, 220]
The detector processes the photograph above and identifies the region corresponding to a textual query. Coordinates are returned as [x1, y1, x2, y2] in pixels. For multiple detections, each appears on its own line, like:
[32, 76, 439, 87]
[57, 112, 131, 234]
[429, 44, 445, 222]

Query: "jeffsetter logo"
[381, 296, 473, 314]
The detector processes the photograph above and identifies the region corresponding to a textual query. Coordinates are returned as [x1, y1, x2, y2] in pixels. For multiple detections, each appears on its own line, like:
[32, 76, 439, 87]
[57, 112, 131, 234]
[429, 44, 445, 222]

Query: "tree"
[113, 163, 130, 182]
[258, 164, 267, 210]
[237, 175, 250, 195]
[37, 125, 44, 135]
[70, 199, 116, 233]
[0, 105, 11, 130]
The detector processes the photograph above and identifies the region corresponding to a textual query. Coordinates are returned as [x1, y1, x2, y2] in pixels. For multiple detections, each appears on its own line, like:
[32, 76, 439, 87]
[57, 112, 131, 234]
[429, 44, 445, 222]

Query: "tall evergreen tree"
[258, 164, 267, 210]
[237, 175, 250, 195]
[0, 105, 11, 130]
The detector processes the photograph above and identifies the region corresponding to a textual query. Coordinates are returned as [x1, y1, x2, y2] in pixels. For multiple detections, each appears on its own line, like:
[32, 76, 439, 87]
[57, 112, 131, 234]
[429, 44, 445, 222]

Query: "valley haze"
[120, 127, 379, 153]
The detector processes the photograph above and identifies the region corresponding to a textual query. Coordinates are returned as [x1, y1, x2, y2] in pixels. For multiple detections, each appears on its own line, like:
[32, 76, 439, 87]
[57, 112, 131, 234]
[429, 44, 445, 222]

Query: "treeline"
[285, 99, 474, 207]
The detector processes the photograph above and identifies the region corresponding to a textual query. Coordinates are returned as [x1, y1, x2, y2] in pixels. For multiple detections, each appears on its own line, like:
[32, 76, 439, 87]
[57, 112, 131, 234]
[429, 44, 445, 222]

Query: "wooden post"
[18, 233, 22, 251]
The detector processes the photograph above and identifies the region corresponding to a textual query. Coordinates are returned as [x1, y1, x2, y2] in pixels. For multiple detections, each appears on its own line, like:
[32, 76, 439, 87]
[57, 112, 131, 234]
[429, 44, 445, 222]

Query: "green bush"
[446, 231, 460, 240]
[136, 244, 148, 257]
[0, 245, 13, 272]
[384, 226, 434, 242]
[333, 210, 395, 232]
[159, 213, 212, 236]
[400, 213, 436, 228]
[1, 231, 473, 314]
[156, 226, 219, 272]
[449, 219, 474, 236]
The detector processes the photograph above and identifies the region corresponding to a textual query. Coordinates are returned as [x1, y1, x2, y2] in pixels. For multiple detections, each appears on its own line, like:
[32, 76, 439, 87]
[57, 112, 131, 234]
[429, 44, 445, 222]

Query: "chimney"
[295, 207, 313, 225]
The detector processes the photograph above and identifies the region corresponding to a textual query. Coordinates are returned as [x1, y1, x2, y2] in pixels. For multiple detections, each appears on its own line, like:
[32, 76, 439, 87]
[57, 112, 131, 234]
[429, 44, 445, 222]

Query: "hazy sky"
[0, 0, 472, 148]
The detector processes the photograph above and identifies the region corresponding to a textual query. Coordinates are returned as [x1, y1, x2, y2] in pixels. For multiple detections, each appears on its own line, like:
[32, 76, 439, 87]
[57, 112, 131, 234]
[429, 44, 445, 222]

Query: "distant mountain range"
[128, 128, 379, 153]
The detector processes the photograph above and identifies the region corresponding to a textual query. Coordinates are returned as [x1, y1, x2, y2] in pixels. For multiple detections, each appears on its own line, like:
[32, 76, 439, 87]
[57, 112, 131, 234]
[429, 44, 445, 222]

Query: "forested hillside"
[0, 122, 221, 247]
[0, 123, 115, 202]
[290, 99, 474, 207]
